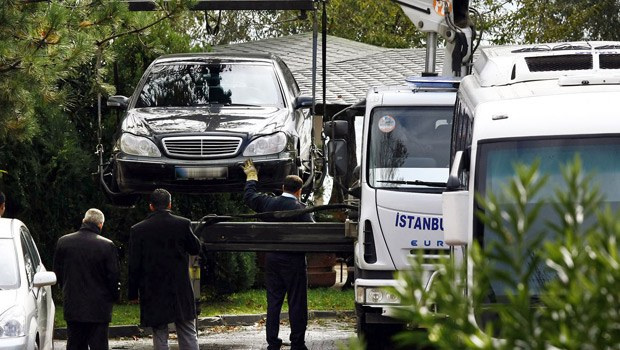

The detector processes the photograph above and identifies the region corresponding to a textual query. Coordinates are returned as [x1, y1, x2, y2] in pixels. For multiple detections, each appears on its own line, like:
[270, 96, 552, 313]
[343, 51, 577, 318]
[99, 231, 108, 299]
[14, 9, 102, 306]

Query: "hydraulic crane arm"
[393, 0, 474, 77]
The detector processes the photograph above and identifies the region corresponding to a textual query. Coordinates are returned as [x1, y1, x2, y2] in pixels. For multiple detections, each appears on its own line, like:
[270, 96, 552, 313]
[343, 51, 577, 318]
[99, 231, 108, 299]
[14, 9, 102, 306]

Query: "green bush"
[391, 157, 620, 349]
[203, 251, 258, 295]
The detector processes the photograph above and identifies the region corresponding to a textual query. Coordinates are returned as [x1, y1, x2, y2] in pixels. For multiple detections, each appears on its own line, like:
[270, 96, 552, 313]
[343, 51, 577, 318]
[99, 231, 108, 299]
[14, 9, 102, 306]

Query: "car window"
[136, 62, 284, 108]
[279, 61, 300, 96]
[20, 227, 40, 285]
[0, 238, 19, 290]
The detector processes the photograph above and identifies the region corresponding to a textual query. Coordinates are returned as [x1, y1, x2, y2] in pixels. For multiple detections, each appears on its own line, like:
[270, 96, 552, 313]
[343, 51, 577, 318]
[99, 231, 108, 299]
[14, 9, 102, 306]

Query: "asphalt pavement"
[53, 317, 357, 350]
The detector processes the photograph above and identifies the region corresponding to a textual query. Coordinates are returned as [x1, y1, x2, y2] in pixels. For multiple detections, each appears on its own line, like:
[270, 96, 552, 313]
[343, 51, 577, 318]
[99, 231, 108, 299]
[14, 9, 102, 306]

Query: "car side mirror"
[328, 139, 348, 177]
[293, 96, 314, 109]
[442, 190, 469, 246]
[33, 271, 57, 288]
[107, 95, 130, 109]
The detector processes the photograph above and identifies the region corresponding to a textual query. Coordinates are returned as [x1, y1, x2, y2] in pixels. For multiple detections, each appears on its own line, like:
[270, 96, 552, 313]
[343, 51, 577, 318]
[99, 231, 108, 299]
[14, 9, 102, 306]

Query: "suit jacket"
[128, 210, 201, 327]
[243, 180, 314, 262]
[243, 180, 314, 223]
[53, 222, 120, 323]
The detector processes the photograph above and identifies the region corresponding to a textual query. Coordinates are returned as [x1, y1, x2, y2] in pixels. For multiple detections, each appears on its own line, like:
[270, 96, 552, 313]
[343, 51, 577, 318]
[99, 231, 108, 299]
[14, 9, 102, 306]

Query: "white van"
[443, 41, 620, 330]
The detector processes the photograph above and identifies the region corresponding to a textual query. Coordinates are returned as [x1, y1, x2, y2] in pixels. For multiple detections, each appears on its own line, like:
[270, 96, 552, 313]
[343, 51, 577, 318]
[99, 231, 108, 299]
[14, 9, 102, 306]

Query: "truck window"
[367, 106, 453, 190]
[451, 96, 473, 187]
[474, 136, 620, 301]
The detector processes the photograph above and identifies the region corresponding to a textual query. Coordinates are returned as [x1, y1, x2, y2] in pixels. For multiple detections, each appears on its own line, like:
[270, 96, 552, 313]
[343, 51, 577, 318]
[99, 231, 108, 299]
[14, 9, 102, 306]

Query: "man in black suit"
[128, 189, 201, 350]
[242, 160, 313, 350]
[53, 208, 120, 350]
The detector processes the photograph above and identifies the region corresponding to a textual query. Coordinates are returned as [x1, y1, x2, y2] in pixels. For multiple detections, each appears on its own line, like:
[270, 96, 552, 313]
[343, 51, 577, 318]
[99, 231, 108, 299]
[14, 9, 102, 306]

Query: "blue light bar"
[405, 76, 461, 89]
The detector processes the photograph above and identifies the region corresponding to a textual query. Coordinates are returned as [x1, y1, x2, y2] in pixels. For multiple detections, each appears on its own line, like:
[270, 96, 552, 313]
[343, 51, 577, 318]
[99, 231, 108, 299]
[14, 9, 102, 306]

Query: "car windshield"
[367, 106, 453, 190]
[475, 136, 620, 302]
[0, 238, 19, 290]
[136, 62, 284, 108]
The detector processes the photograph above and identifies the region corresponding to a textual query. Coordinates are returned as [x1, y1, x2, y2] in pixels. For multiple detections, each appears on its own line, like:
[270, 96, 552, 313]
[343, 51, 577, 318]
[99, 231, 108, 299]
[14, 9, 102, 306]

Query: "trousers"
[66, 321, 109, 350]
[152, 319, 199, 350]
[265, 252, 308, 350]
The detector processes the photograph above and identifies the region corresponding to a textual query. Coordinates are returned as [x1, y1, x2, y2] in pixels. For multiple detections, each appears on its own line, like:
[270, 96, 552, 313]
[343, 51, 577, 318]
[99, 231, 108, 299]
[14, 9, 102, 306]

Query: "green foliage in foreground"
[392, 158, 620, 349]
[55, 288, 354, 328]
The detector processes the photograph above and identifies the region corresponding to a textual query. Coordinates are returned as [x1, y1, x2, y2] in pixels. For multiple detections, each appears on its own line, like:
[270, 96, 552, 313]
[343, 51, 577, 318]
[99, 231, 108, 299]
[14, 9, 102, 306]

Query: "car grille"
[162, 136, 242, 159]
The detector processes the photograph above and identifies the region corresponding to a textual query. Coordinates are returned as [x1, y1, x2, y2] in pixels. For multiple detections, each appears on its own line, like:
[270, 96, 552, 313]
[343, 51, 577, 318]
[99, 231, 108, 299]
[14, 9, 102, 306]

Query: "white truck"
[324, 1, 476, 347]
[349, 77, 459, 346]
[442, 41, 620, 330]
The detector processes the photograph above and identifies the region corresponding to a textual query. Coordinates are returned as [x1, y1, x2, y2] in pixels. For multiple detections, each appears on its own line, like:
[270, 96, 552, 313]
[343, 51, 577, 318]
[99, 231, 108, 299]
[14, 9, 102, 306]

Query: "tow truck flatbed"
[196, 222, 353, 253]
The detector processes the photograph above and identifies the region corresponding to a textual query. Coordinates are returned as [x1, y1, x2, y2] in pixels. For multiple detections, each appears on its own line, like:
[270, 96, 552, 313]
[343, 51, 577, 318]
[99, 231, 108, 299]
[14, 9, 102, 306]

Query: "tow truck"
[101, 1, 478, 348]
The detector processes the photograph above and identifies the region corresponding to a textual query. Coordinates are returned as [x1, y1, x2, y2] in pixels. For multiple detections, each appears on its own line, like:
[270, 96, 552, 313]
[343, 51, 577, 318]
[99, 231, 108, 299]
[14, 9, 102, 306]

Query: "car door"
[20, 226, 51, 349]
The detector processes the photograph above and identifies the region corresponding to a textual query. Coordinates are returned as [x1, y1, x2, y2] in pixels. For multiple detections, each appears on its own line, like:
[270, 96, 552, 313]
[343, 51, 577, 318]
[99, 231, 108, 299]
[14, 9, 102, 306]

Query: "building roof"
[212, 33, 444, 105]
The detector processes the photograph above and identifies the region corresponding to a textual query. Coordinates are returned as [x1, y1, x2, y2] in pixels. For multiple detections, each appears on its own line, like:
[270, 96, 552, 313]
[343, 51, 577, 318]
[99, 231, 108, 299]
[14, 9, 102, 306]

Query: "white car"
[0, 218, 56, 350]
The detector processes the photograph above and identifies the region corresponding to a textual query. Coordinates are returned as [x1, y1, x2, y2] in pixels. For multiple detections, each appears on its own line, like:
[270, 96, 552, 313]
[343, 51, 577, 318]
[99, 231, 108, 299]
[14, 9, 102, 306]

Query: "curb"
[54, 310, 355, 340]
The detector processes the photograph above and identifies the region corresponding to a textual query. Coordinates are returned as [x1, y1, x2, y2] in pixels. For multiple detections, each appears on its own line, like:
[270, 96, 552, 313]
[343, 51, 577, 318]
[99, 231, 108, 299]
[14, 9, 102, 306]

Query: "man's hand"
[242, 159, 258, 181]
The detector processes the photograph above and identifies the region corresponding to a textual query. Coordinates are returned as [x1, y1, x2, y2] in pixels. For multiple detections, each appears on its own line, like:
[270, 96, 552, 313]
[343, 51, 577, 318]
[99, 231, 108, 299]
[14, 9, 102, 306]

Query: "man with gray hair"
[54, 208, 120, 350]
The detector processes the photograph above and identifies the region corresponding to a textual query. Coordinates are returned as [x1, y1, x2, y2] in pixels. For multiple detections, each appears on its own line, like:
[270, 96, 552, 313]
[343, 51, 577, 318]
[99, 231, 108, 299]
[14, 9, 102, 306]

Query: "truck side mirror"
[442, 190, 469, 246]
[328, 139, 348, 177]
[107, 95, 129, 109]
[293, 96, 314, 109]
[324, 120, 349, 138]
[446, 150, 469, 190]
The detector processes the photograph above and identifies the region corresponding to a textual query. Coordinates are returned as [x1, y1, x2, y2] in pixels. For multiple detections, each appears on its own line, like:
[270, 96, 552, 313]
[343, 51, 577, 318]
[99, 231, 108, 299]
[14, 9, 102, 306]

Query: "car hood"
[126, 106, 291, 136]
[0, 289, 18, 314]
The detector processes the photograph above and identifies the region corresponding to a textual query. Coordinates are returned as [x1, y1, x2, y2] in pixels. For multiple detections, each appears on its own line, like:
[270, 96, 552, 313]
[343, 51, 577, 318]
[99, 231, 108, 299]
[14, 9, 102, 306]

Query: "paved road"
[53, 318, 357, 350]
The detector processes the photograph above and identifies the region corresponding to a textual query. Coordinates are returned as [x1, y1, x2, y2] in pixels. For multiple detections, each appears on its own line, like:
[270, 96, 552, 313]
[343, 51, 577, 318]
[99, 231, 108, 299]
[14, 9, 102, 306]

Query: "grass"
[54, 287, 354, 328]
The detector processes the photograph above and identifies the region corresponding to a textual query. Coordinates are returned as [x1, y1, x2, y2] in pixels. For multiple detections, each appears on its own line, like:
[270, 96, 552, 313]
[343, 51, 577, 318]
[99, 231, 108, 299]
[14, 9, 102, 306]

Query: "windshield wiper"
[377, 180, 446, 188]
[224, 103, 261, 107]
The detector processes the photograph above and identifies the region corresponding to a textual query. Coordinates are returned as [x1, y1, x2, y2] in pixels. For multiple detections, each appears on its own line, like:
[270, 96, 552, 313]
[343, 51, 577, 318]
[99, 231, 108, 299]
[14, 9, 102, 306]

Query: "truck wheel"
[355, 304, 403, 350]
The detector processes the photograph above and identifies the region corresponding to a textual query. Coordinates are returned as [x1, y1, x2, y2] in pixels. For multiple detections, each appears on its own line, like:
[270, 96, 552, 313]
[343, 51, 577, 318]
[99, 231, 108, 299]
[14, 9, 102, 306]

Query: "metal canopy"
[197, 222, 353, 253]
[128, 0, 316, 11]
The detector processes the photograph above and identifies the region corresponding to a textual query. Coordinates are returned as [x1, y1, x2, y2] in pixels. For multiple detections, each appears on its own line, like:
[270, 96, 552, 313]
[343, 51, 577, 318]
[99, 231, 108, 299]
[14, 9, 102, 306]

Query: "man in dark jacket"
[128, 188, 201, 350]
[242, 159, 313, 350]
[53, 208, 120, 350]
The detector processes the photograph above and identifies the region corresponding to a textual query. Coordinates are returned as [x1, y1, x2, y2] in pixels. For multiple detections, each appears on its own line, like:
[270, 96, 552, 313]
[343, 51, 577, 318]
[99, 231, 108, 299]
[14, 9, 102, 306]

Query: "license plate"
[175, 167, 228, 180]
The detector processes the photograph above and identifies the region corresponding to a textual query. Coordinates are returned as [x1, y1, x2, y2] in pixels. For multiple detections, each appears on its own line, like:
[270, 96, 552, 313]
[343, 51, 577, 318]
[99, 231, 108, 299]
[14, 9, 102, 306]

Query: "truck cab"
[443, 41, 620, 333]
[353, 77, 459, 345]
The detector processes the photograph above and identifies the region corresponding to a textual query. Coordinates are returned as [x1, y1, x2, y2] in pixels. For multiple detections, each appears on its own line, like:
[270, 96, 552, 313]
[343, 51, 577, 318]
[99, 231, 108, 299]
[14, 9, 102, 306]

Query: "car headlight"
[120, 133, 162, 157]
[0, 306, 26, 338]
[355, 286, 401, 305]
[243, 132, 287, 156]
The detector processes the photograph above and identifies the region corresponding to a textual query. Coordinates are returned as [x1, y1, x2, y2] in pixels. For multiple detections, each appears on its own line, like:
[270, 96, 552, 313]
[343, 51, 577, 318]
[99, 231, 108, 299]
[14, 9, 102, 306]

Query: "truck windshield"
[0, 239, 19, 290]
[136, 63, 284, 108]
[367, 106, 453, 190]
[475, 136, 620, 301]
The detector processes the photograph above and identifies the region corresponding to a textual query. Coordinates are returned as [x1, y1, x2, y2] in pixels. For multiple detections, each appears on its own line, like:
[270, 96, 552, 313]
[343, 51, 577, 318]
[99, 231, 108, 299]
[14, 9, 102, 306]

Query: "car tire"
[100, 162, 141, 207]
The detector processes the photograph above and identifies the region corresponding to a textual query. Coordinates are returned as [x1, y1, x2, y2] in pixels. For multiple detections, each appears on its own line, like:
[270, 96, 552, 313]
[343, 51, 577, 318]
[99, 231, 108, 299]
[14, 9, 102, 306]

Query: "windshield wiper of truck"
[377, 180, 446, 188]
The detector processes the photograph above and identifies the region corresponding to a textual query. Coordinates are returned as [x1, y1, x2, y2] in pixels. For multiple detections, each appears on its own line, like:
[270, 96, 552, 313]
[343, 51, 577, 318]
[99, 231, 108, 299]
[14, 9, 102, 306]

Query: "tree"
[0, 0, 196, 268]
[473, 0, 620, 44]
[192, 0, 425, 48]
[391, 158, 620, 349]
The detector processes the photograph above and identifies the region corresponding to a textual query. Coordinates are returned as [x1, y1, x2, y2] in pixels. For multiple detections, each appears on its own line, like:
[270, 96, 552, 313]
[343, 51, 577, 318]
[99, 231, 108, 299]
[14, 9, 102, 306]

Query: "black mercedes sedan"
[102, 53, 314, 205]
